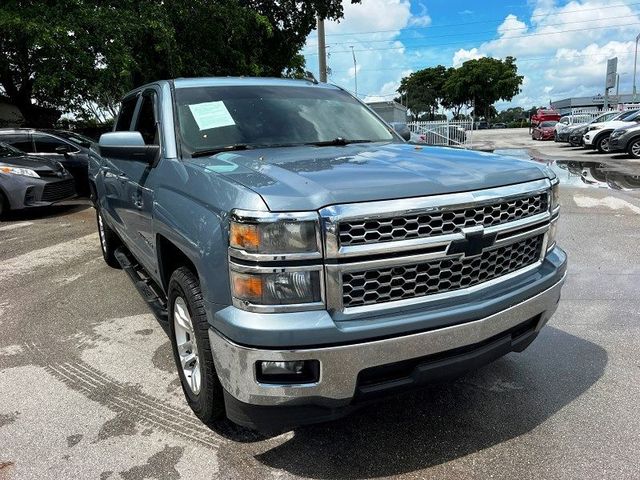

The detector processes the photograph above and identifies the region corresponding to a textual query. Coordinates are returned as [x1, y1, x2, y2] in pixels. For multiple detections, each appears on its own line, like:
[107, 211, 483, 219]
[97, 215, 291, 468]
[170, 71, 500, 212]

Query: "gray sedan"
[0, 142, 76, 216]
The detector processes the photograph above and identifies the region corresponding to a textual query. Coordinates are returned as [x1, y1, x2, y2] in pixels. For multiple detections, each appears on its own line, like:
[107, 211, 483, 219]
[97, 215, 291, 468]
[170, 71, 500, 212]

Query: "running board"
[114, 247, 168, 322]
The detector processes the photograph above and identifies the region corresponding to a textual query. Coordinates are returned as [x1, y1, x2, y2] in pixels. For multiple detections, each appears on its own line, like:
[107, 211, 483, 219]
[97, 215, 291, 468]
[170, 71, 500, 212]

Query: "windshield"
[174, 85, 396, 155]
[0, 142, 21, 158]
[617, 109, 639, 121]
[540, 121, 557, 127]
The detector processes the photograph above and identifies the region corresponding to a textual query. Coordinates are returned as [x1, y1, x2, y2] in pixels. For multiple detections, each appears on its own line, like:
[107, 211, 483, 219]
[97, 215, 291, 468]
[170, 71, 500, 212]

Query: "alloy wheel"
[173, 296, 201, 394]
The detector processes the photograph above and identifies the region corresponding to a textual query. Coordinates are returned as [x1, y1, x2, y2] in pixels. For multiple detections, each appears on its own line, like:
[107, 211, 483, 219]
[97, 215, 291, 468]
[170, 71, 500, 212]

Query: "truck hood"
[189, 143, 550, 211]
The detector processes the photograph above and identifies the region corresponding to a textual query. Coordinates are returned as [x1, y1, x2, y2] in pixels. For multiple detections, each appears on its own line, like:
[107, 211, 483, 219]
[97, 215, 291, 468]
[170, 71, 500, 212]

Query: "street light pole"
[633, 33, 640, 101]
[350, 46, 357, 97]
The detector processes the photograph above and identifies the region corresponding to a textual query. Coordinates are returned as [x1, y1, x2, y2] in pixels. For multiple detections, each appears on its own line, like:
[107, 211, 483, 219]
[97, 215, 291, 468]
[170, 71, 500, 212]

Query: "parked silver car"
[0, 142, 76, 216]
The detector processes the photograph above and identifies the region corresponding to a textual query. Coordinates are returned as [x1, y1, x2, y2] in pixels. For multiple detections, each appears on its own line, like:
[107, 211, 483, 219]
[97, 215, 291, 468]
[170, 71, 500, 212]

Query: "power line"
[316, 1, 640, 38]
[311, 13, 640, 48]
[305, 22, 640, 56]
[351, 50, 636, 74]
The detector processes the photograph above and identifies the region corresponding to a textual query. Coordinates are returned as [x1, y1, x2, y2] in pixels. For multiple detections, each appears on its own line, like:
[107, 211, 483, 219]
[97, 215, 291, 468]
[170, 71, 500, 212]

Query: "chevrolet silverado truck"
[90, 77, 566, 432]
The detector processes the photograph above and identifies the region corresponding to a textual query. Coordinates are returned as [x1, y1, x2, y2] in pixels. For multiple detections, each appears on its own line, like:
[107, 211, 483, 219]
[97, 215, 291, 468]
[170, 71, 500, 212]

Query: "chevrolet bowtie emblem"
[448, 226, 497, 258]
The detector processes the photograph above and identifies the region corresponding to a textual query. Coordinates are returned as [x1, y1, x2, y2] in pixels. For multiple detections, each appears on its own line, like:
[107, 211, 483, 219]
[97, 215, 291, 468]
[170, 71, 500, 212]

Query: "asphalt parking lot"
[1, 128, 639, 479]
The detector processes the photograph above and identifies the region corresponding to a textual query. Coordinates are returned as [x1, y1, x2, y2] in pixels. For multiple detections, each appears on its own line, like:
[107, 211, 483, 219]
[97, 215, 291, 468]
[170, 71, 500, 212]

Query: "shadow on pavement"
[255, 326, 606, 479]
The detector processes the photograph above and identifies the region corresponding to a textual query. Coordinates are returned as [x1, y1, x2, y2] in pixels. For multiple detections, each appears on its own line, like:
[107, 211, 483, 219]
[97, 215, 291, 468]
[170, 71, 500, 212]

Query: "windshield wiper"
[191, 144, 253, 157]
[309, 138, 374, 147]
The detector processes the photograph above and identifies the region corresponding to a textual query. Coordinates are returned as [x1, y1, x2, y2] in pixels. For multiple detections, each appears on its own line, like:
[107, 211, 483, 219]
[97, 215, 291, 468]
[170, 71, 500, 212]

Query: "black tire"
[628, 138, 640, 159]
[168, 266, 224, 426]
[96, 208, 122, 269]
[0, 191, 7, 218]
[596, 134, 612, 154]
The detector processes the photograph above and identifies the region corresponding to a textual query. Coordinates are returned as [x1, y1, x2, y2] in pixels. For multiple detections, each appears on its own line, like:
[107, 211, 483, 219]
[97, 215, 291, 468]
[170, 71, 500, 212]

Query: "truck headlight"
[549, 179, 560, 212]
[229, 210, 320, 258]
[230, 268, 323, 307]
[228, 210, 324, 312]
[0, 166, 40, 178]
[547, 217, 558, 252]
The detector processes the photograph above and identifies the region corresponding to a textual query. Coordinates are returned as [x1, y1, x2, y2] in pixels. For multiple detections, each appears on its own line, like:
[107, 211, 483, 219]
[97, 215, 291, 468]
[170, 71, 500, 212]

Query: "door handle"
[132, 192, 144, 209]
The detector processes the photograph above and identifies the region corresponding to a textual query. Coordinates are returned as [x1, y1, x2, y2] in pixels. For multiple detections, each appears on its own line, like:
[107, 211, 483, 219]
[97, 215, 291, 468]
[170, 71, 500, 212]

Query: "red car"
[532, 121, 558, 140]
[530, 108, 561, 127]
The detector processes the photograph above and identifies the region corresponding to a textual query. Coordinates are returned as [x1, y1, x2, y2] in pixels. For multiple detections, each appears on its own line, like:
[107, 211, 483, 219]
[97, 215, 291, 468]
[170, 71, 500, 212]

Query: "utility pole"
[350, 45, 358, 97]
[634, 33, 640, 101]
[317, 16, 327, 82]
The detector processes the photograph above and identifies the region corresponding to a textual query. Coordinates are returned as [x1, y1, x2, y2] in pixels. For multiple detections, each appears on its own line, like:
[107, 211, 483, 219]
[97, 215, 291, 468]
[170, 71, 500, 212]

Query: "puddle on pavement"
[494, 148, 640, 195]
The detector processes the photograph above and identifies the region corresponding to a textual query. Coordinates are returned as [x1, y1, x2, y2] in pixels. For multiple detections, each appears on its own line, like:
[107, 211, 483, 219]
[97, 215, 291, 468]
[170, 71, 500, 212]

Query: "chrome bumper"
[209, 273, 565, 407]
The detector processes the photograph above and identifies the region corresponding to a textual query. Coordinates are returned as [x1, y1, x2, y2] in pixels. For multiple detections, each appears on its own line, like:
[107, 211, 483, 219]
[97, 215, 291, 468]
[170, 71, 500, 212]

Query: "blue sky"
[303, 0, 640, 110]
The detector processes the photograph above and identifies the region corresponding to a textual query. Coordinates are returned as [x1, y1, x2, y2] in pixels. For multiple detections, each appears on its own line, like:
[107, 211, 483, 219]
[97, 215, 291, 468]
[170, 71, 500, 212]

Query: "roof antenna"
[303, 71, 319, 84]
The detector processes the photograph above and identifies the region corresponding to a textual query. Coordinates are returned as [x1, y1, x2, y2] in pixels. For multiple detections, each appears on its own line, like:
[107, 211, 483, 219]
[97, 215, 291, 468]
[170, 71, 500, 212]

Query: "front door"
[119, 88, 161, 273]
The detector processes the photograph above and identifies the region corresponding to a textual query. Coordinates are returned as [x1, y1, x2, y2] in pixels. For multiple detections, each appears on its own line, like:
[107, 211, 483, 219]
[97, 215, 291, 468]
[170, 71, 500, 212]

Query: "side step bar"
[114, 247, 168, 322]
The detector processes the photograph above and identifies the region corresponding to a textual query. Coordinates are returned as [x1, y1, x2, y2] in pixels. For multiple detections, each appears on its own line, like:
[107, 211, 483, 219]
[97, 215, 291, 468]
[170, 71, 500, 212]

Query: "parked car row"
[550, 109, 640, 158]
[0, 128, 94, 217]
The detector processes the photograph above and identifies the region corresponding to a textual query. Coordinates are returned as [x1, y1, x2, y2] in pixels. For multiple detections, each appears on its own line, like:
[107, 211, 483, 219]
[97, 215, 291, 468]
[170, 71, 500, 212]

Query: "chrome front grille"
[339, 193, 548, 246]
[321, 179, 554, 316]
[342, 235, 543, 308]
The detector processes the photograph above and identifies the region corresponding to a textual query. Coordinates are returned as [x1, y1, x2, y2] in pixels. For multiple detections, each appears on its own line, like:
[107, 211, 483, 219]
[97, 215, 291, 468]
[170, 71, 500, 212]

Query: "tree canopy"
[397, 57, 524, 122]
[0, 0, 356, 126]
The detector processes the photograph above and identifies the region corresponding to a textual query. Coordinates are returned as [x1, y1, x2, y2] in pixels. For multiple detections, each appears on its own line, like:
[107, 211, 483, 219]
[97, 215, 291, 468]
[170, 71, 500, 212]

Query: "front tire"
[96, 208, 122, 269]
[628, 138, 640, 159]
[0, 191, 8, 218]
[168, 267, 224, 426]
[596, 134, 612, 153]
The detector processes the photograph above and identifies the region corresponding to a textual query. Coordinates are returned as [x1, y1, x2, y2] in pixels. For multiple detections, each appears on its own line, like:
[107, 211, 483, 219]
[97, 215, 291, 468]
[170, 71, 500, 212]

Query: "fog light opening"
[256, 360, 320, 385]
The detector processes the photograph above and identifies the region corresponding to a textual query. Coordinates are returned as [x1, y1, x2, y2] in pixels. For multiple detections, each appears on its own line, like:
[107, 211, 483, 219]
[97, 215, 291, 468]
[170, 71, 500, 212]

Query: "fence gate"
[407, 120, 474, 148]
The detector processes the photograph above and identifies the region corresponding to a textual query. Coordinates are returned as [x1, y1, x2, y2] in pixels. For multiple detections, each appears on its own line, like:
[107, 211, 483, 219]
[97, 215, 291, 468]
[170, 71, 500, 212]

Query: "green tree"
[444, 56, 523, 123]
[0, 0, 356, 127]
[396, 65, 448, 120]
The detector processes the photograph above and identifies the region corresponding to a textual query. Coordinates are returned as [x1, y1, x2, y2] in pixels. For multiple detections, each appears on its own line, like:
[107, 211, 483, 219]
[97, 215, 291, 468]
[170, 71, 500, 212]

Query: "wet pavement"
[1, 142, 639, 479]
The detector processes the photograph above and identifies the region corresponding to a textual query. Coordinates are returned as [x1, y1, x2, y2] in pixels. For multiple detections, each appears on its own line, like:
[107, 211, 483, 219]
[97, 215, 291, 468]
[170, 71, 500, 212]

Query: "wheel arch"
[625, 134, 640, 148]
[593, 129, 613, 145]
[156, 234, 199, 294]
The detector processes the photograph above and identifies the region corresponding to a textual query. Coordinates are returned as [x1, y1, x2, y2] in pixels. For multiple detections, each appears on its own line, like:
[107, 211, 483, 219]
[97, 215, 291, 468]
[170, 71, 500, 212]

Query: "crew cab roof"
[172, 76, 337, 90]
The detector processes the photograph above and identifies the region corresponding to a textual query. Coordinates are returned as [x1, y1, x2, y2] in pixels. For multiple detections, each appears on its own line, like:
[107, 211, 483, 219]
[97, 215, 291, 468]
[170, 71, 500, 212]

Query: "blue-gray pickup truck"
[90, 77, 566, 432]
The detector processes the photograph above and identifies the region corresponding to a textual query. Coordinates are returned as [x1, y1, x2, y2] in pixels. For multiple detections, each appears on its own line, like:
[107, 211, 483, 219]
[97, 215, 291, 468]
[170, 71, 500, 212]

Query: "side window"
[134, 92, 159, 145]
[33, 134, 79, 153]
[115, 96, 138, 131]
[0, 134, 34, 152]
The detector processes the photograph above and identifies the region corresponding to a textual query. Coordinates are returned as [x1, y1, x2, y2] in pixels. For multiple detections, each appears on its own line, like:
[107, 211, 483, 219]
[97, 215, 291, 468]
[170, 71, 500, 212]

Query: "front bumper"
[609, 136, 627, 151]
[209, 268, 566, 428]
[583, 132, 596, 146]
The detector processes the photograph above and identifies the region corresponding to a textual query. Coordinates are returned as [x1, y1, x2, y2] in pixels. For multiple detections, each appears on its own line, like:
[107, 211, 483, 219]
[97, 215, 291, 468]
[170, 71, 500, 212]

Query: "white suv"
[583, 109, 640, 153]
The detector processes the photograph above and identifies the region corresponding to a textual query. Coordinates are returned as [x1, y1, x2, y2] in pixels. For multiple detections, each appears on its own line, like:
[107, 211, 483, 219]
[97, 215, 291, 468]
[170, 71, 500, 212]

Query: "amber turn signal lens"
[230, 223, 259, 251]
[231, 272, 263, 302]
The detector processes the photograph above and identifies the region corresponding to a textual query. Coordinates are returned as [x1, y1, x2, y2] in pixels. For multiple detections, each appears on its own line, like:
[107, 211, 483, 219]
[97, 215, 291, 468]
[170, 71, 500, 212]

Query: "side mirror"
[98, 131, 160, 164]
[389, 123, 411, 141]
[55, 145, 70, 155]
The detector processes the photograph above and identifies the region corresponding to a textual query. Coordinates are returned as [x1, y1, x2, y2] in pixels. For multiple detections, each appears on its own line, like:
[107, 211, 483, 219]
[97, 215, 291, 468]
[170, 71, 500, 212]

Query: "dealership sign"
[606, 57, 618, 89]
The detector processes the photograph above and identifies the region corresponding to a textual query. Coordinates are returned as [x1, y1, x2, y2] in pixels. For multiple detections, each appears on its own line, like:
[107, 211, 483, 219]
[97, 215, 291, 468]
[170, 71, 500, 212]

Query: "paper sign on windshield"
[188, 101, 235, 131]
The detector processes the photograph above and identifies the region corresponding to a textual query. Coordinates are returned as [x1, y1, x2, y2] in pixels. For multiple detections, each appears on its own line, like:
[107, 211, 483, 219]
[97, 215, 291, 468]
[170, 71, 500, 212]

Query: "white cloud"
[450, 0, 640, 107]
[452, 47, 484, 67]
[304, 0, 424, 98]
